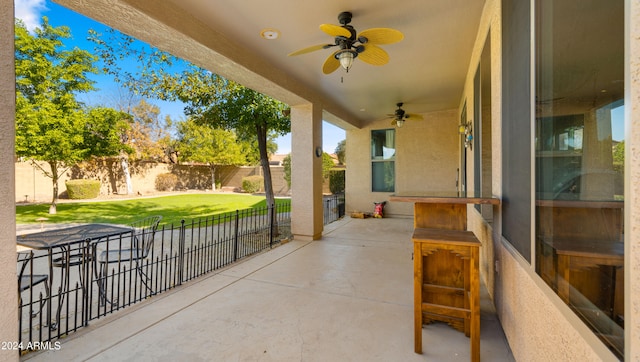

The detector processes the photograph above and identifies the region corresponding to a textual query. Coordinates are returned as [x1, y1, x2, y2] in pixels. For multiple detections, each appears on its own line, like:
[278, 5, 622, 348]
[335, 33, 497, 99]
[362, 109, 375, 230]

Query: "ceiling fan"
[288, 11, 404, 74]
[388, 102, 423, 127]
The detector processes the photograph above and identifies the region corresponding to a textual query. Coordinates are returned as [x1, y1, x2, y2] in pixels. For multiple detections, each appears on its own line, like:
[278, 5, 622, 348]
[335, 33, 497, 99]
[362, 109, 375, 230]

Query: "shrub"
[322, 153, 335, 179]
[282, 154, 291, 188]
[155, 173, 178, 191]
[242, 175, 263, 193]
[66, 179, 101, 199]
[329, 169, 345, 194]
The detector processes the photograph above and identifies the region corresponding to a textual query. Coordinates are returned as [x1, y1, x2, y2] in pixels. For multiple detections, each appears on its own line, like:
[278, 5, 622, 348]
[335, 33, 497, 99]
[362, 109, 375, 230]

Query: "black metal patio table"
[17, 224, 132, 329]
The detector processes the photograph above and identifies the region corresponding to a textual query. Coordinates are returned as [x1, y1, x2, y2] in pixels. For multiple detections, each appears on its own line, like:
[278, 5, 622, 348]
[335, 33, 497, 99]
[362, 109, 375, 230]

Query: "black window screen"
[501, 0, 532, 261]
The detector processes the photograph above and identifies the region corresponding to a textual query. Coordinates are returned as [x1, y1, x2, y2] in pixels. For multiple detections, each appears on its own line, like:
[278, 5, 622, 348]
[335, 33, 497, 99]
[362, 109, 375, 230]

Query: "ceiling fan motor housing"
[338, 11, 353, 25]
[334, 15, 360, 61]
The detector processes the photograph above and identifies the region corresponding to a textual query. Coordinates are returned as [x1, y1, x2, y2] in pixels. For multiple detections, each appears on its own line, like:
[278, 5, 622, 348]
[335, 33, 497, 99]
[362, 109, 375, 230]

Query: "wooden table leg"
[464, 257, 471, 337]
[470, 246, 480, 362]
[414, 242, 423, 354]
[557, 255, 570, 304]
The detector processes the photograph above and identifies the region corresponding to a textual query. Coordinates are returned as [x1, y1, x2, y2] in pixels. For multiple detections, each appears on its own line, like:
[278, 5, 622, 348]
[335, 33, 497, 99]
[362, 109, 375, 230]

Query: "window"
[474, 36, 493, 220]
[502, 0, 532, 261]
[371, 129, 395, 192]
[535, 0, 624, 358]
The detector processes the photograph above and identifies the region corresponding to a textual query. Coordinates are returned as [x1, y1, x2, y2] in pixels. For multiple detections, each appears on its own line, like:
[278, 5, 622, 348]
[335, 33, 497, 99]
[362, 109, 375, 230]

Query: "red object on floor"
[373, 201, 386, 218]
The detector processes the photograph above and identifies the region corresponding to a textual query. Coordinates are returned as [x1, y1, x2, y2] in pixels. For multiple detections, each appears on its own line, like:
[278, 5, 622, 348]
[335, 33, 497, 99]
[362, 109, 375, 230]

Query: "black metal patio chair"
[94, 215, 162, 305]
[50, 237, 92, 328]
[17, 251, 49, 318]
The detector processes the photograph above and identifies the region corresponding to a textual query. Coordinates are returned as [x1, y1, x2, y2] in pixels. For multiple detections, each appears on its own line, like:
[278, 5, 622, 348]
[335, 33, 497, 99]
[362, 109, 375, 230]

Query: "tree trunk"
[256, 122, 278, 236]
[256, 122, 275, 207]
[210, 164, 217, 191]
[49, 160, 59, 214]
[120, 153, 133, 195]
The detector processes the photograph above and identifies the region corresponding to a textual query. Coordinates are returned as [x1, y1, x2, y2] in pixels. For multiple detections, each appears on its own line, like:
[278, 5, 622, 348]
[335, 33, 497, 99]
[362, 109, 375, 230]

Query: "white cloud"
[14, 0, 47, 31]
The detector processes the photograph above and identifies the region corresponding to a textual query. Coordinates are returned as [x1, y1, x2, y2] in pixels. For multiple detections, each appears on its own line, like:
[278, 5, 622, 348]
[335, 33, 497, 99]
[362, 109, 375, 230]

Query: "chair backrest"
[17, 251, 47, 292]
[129, 215, 162, 259]
[17, 251, 35, 278]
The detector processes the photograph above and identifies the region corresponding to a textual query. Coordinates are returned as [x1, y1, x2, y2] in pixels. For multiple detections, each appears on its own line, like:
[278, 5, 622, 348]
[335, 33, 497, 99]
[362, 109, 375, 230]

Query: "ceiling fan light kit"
[388, 102, 423, 128]
[288, 11, 404, 74]
[337, 49, 357, 72]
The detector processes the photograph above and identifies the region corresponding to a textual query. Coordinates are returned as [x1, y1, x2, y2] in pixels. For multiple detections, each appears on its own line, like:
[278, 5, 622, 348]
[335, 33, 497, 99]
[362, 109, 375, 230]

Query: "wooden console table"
[391, 193, 499, 362]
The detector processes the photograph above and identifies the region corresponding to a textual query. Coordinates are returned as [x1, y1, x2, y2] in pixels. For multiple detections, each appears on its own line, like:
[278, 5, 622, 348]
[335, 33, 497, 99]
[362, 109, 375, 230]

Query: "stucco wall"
[0, 0, 17, 360]
[15, 161, 291, 202]
[463, 0, 637, 360]
[494, 240, 610, 361]
[345, 110, 459, 217]
[627, 0, 640, 359]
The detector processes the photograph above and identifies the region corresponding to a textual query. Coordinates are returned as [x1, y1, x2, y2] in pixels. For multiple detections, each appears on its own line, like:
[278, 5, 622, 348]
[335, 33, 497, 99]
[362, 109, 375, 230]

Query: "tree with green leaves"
[177, 76, 290, 209]
[613, 140, 624, 176]
[613, 140, 624, 165]
[321, 152, 336, 178]
[241, 137, 279, 167]
[90, 29, 290, 211]
[335, 139, 346, 165]
[282, 154, 292, 188]
[116, 99, 176, 194]
[283, 151, 336, 189]
[127, 99, 174, 162]
[176, 118, 247, 190]
[103, 91, 178, 193]
[15, 18, 126, 213]
[84, 107, 133, 157]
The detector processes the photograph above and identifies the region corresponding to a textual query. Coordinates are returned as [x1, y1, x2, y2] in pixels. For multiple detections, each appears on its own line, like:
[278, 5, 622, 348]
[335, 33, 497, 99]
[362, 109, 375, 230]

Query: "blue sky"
[14, 0, 345, 155]
[611, 105, 625, 142]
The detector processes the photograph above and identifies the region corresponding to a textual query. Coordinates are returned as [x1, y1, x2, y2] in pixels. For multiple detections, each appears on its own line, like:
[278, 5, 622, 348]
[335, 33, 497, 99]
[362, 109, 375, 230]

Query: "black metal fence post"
[269, 204, 275, 248]
[323, 193, 346, 225]
[233, 210, 239, 262]
[82, 238, 91, 327]
[177, 220, 185, 286]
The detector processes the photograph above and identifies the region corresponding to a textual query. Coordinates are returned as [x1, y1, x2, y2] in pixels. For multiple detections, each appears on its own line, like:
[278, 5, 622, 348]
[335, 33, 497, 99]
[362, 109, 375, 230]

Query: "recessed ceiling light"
[260, 28, 280, 40]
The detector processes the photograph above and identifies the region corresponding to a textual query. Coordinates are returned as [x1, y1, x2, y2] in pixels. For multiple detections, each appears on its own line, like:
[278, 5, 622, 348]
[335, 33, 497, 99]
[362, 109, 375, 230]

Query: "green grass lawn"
[16, 193, 290, 226]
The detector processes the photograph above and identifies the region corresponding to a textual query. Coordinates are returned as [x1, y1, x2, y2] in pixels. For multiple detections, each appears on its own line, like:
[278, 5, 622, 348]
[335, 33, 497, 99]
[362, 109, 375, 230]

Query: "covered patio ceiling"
[54, 0, 485, 130]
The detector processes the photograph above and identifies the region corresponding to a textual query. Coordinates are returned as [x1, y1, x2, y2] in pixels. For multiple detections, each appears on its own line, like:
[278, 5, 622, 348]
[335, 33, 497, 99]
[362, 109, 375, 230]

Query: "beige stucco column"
[290, 103, 323, 240]
[1, 0, 18, 361]
[626, 0, 640, 359]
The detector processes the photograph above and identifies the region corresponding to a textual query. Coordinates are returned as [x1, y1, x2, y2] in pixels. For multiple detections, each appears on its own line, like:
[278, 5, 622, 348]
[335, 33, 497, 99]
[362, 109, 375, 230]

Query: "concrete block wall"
[15, 161, 291, 202]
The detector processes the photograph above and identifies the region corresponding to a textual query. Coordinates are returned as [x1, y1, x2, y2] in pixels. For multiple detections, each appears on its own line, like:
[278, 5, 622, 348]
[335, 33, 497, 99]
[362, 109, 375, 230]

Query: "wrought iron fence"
[324, 193, 345, 225]
[17, 202, 291, 354]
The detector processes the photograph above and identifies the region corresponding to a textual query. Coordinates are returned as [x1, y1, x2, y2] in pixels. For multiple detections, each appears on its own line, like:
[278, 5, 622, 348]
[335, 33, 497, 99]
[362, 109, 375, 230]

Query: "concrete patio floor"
[23, 216, 514, 361]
